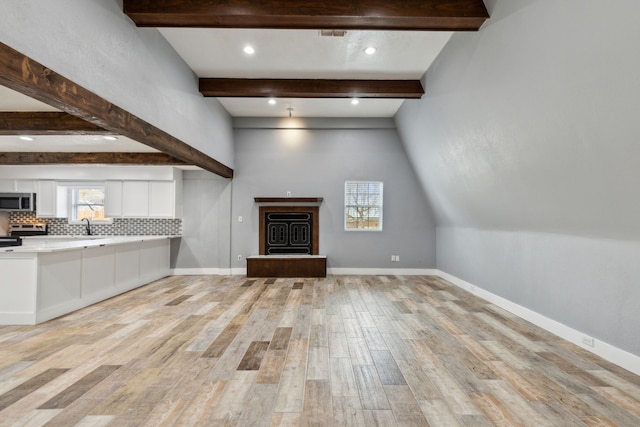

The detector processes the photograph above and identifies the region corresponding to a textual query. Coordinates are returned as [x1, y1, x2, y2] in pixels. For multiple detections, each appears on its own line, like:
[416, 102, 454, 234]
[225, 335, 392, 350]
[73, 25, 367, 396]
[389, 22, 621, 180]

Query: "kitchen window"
[68, 186, 111, 224]
[344, 181, 383, 231]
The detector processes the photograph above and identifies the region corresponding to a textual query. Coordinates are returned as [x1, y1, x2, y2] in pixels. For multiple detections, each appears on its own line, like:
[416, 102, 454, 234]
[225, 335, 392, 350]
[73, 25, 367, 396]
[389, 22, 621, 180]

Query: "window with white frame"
[344, 181, 383, 231]
[68, 185, 111, 224]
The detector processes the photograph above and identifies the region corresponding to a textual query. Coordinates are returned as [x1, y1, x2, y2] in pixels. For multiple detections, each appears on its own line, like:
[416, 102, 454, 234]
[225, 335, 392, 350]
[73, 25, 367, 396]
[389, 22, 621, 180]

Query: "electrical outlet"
[286, 191, 292, 197]
[396, 255, 400, 262]
[237, 255, 243, 262]
[581, 336, 595, 348]
[238, 216, 243, 223]
[391, 255, 395, 262]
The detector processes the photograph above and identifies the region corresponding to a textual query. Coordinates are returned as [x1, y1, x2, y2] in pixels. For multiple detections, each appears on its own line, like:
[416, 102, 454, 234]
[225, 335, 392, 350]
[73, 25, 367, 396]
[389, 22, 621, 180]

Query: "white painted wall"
[0, 0, 234, 168]
[396, 0, 640, 357]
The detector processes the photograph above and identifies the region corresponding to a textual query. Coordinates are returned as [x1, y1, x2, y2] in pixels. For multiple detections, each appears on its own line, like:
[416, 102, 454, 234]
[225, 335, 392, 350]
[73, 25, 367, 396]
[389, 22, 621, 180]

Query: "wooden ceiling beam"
[199, 78, 425, 99]
[0, 152, 188, 166]
[0, 42, 233, 178]
[0, 112, 112, 136]
[123, 0, 489, 31]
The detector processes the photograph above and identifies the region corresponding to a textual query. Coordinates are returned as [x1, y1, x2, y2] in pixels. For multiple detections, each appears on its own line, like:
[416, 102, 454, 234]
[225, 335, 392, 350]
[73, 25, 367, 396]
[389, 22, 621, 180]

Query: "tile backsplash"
[9, 212, 182, 236]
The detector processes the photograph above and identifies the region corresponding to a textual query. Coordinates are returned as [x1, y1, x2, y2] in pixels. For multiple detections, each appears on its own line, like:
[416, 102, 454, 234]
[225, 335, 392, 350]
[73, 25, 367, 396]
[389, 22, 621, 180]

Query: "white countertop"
[0, 235, 180, 253]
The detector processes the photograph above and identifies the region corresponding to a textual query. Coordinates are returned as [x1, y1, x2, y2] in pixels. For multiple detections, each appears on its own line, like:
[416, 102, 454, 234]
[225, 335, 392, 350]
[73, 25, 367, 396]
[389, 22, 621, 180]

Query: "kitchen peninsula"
[0, 235, 177, 325]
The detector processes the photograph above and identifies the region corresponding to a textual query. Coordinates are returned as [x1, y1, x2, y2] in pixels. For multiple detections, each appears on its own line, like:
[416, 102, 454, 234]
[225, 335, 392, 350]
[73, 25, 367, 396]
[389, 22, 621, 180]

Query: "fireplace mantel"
[254, 197, 323, 206]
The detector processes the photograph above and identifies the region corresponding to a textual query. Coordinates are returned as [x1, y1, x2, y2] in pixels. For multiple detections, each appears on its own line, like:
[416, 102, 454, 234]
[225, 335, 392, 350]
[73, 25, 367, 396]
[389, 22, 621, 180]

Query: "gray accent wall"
[395, 0, 640, 356]
[0, 0, 234, 167]
[171, 171, 232, 270]
[231, 120, 437, 270]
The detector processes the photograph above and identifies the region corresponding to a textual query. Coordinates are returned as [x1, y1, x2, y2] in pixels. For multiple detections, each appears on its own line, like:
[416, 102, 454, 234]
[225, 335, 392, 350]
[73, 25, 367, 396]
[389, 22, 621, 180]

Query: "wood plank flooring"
[1, 275, 640, 426]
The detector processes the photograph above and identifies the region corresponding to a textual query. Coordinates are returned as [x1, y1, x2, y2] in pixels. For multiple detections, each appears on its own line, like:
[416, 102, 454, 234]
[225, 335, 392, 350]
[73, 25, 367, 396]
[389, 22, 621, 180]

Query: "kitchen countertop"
[0, 235, 181, 253]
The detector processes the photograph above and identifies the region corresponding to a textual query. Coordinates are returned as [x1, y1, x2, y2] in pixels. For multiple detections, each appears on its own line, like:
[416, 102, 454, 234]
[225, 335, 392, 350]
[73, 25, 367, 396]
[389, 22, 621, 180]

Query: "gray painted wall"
[395, 0, 640, 356]
[231, 120, 437, 270]
[0, 0, 234, 168]
[171, 171, 232, 270]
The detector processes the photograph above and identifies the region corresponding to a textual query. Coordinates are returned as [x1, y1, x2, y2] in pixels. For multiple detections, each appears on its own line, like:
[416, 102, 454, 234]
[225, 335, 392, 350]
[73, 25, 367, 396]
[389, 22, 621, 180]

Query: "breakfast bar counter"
[0, 235, 178, 325]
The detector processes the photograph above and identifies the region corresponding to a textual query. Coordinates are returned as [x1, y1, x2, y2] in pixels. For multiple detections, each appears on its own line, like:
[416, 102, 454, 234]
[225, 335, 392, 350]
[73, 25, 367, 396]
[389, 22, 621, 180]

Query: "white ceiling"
[0, 85, 57, 112]
[0, 85, 157, 152]
[160, 28, 452, 118]
[0, 28, 452, 153]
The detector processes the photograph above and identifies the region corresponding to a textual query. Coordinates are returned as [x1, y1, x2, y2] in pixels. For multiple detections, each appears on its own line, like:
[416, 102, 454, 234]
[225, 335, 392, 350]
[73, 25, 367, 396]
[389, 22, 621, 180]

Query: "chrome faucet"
[81, 218, 92, 236]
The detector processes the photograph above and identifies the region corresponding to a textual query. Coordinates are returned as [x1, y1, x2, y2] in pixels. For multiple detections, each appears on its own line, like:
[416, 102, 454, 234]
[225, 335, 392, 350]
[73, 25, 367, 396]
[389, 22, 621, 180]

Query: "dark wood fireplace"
[248, 197, 326, 278]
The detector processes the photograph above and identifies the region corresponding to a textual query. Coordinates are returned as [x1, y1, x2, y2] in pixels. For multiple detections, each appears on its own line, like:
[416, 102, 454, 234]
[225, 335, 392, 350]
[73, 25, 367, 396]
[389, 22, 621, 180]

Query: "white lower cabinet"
[115, 243, 140, 291]
[82, 246, 116, 301]
[38, 251, 83, 312]
[0, 237, 173, 325]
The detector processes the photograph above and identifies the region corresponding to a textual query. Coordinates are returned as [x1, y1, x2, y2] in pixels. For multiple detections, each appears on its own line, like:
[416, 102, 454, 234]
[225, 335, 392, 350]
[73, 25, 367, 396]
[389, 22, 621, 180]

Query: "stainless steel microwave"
[0, 193, 35, 211]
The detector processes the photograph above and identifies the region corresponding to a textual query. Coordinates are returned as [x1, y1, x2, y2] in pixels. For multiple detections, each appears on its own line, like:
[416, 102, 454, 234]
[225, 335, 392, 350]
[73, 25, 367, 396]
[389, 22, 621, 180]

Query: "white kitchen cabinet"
[122, 181, 149, 217]
[36, 181, 57, 217]
[0, 236, 174, 325]
[105, 181, 124, 218]
[15, 180, 35, 193]
[106, 180, 179, 219]
[149, 181, 175, 218]
[0, 179, 35, 193]
[0, 180, 13, 192]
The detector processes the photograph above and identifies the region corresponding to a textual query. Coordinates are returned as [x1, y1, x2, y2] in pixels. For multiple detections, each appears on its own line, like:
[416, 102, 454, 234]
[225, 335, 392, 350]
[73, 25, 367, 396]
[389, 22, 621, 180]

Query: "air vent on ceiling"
[319, 30, 347, 37]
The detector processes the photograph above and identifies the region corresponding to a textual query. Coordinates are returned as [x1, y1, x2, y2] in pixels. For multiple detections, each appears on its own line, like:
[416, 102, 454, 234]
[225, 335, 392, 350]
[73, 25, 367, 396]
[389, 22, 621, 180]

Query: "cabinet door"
[149, 181, 175, 218]
[104, 181, 123, 218]
[122, 181, 149, 217]
[0, 180, 14, 192]
[36, 181, 57, 217]
[15, 180, 35, 193]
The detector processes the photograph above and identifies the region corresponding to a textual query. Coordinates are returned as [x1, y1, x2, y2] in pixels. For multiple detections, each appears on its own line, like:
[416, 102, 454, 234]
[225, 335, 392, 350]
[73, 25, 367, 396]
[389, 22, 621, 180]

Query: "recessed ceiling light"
[19, 136, 34, 141]
[103, 136, 118, 141]
[268, 99, 277, 105]
[351, 99, 360, 105]
[243, 45, 255, 55]
[365, 47, 377, 55]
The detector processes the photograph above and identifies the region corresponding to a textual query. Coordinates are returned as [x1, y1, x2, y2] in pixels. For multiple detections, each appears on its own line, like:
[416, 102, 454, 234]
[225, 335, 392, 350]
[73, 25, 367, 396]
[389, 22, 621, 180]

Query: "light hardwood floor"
[1, 275, 640, 426]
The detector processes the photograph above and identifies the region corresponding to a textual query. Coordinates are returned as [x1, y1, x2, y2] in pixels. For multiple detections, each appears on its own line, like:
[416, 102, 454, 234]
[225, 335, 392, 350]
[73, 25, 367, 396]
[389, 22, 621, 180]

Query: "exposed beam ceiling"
[199, 78, 424, 99]
[0, 112, 112, 136]
[0, 41, 233, 178]
[123, 0, 489, 31]
[0, 152, 187, 166]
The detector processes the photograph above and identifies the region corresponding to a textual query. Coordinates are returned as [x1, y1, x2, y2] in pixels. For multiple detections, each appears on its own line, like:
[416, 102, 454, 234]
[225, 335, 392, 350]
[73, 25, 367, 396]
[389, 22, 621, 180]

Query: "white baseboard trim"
[328, 268, 438, 276]
[436, 270, 640, 376]
[171, 268, 236, 275]
[230, 268, 247, 276]
[172, 268, 437, 277]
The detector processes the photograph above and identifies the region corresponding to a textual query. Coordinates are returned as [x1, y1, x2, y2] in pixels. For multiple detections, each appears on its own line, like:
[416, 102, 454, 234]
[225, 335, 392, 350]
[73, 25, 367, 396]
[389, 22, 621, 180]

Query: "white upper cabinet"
[122, 181, 150, 218]
[105, 181, 124, 218]
[105, 180, 180, 219]
[0, 180, 35, 193]
[149, 181, 175, 218]
[35, 181, 57, 218]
